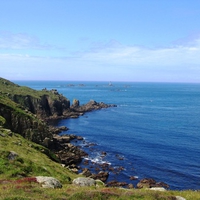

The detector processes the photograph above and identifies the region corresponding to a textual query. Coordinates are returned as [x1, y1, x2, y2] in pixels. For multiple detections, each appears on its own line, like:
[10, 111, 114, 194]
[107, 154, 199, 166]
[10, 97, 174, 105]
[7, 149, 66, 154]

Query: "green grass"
[0, 128, 199, 200]
[0, 77, 199, 199]
[0, 127, 73, 182]
[0, 96, 34, 119]
[0, 77, 67, 101]
[0, 183, 199, 200]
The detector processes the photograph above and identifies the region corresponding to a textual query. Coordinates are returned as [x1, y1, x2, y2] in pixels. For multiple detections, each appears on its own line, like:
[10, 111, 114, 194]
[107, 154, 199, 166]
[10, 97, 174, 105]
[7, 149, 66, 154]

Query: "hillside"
[0, 77, 199, 199]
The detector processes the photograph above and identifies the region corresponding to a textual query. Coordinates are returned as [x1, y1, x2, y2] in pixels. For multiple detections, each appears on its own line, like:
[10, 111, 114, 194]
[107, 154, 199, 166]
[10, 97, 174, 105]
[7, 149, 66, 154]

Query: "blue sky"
[1, 0, 200, 82]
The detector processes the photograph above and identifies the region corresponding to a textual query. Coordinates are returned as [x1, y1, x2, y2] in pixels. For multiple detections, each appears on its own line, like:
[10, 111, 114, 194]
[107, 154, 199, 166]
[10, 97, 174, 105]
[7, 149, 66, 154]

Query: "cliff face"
[0, 77, 115, 147]
[11, 93, 70, 119]
[0, 77, 71, 146]
[0, 77, 70, 120]
[0, 101, 52, 145]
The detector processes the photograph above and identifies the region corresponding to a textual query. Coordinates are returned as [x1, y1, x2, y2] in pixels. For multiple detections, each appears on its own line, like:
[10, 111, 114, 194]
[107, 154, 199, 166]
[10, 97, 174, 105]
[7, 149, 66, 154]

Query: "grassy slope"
[0, 78, 199, 199]
[0, 77, 63, 100]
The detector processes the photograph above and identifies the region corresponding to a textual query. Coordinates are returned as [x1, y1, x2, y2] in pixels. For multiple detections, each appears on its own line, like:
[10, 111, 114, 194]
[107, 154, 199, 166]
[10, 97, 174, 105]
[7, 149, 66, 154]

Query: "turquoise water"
[15, 81, 200, 190]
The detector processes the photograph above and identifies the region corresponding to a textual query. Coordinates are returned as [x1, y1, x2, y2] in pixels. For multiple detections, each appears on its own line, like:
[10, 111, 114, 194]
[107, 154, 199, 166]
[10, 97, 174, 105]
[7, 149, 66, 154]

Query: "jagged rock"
[77, 136, 83, 140]
[8, 151, 18, 160]
[70, 168, 79, 173]
[35, 176, 62, 188]
[129, 176, 138, 180]
[72, 99, 80, 107]
[137, 178, 169, 189]
[106, 180, 128, 187]
[155, 181, 169, 188]
[0, 78, 116, 173]
[73, 100, 116, 113]
[128, 184, 134, 189]
[90, 171, 109, 182]
[56, 143, 87, 166]
[50, 126, 69, 134]
[53, 135, 71, 143]
[43, 137, 52, 147]
[137, 178, 156, 188]
[72, 177, 96, 187]
[81, 168, 92, 177]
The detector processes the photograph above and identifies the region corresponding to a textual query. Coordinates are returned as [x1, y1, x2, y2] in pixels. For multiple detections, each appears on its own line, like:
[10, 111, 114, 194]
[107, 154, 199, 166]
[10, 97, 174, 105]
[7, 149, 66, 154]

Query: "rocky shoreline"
[43, 99, 119, 184]
[48, 103, 169, 190]
[0, 78, 169, 190]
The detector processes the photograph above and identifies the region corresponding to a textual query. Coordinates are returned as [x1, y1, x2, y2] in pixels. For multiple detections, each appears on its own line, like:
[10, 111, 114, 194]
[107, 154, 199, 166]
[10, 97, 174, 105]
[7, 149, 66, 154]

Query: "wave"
[84, 154, 111, 165]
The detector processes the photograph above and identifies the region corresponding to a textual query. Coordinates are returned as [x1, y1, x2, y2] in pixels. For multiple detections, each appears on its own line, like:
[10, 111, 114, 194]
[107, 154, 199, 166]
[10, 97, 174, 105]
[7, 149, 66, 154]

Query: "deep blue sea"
[15, 81, 200, 190]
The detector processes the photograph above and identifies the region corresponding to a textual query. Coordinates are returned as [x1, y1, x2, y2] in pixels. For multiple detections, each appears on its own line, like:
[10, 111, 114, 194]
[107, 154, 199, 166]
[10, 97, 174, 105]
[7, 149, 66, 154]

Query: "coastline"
[47, 101, 117, 184]
[51, 106, 169, 190]
[1, 78, 194, 190]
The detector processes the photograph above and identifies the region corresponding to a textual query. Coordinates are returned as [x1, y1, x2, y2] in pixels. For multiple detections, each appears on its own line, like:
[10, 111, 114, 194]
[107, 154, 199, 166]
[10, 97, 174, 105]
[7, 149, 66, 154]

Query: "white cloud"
[1, 35, 200, 82]
[80, 39, 200, 68]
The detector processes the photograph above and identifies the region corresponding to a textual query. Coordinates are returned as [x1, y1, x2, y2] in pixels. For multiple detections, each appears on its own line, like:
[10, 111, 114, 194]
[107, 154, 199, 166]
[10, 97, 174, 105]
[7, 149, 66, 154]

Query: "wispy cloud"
[79, 37, 200, 68]
[1, 34, 200, 82]
[0, 31, 59, 50]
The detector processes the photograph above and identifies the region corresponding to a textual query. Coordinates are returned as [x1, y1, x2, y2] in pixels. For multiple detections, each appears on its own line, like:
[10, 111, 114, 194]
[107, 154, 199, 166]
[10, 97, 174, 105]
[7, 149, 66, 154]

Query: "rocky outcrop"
[106, 181, 128, 187]
[49, 134, 88, 167]
[71, 100, 116, 113]
[11, 92, 70, 119]
[90, 171, 109, 182]
[137, 178, 169, 189]
[0, 78, 117, 179]
[0, 102, 53, 145]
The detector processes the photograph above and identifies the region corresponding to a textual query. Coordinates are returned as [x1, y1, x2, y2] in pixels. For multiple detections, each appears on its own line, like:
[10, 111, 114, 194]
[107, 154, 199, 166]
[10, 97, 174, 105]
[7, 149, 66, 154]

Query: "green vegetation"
[0, 95, 33, 119]
[0, 77, 199, 199]
[0, 77, 66, 101]
[0, 116, 6, 126]
[0, 127, 73, 182]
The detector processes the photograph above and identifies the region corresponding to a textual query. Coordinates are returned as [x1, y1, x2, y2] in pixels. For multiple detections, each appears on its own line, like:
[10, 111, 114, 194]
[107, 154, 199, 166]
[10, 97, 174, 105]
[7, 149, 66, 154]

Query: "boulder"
[149, 187, 166, 191]
[72, 177, 96, 187]
[176, 196, 186, 200]
[35, 176, 62, 188]
[8, 151, 18, 160]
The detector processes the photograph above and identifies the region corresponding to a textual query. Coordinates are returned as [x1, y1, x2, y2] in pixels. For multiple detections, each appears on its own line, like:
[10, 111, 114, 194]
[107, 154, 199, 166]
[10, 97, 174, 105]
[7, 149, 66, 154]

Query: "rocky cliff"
[0, 77, 115, 147]
[0, 96, 52, 146]
[0, 78, 70, 120]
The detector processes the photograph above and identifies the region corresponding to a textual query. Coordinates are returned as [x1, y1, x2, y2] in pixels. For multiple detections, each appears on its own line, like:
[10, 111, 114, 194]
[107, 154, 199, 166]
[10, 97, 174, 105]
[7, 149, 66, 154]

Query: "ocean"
[15, 81, 200, 190]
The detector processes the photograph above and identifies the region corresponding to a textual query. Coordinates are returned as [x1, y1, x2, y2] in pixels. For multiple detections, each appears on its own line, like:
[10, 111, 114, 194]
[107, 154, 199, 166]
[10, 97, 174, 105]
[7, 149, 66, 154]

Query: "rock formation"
[0, 77, 115, 169]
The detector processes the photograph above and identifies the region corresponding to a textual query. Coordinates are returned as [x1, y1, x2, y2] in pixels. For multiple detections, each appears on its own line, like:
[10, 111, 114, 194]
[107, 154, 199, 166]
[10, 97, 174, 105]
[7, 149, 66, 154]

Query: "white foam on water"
[84, 155, 111, 165]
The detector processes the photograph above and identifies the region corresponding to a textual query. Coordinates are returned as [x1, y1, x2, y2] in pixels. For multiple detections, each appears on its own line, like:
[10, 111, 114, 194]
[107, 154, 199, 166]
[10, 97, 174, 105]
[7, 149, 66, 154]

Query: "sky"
[1, 0, 200, 82]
